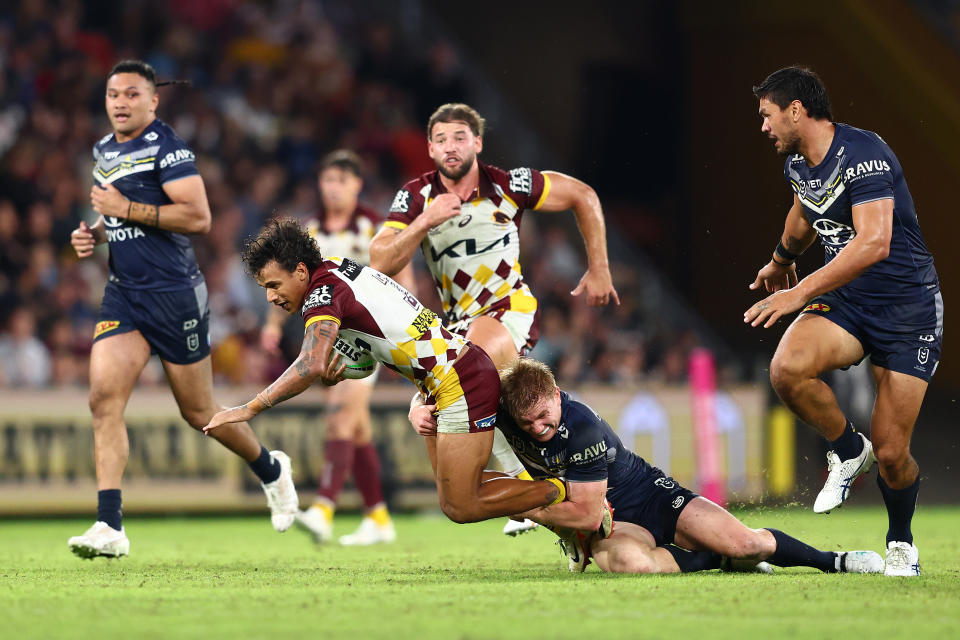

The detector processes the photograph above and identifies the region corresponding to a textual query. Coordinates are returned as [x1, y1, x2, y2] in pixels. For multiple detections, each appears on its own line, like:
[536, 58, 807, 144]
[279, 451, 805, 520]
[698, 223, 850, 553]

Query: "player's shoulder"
[560, 392, 605, 436]
[481, 162, 538, 198]
[835, 122, 889, 155]
[389, 172, 435, 215]
[94, 132, 115, 150]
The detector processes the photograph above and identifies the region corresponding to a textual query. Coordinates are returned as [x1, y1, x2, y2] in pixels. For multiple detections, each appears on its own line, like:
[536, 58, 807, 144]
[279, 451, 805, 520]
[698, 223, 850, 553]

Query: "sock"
[248, 446, 281, 483]
[309, 498, 334, 523]
[665, 545, 722, 572]
[878, 473, 919, 545]
[352, 443, 385, 509]
[829, 419, 864, 461]
[97, 489, 123, 531]
[367, 503, 391, 527]
[516, 469, 534, 481]
[318, 439, 355, 503]
[765, 528, 837, 572]
[492, 429, 527, 476]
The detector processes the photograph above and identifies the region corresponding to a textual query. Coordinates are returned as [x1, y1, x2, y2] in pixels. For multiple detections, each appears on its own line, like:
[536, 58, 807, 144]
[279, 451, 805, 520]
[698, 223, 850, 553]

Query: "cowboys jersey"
[92, 119, 202, 291]
[785, 123, 937, 304]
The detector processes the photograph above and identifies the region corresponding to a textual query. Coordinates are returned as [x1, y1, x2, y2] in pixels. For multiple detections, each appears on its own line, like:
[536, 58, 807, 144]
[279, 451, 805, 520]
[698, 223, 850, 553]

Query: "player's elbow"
[369, 248, 398, 276]
[193, 209, 212, 234]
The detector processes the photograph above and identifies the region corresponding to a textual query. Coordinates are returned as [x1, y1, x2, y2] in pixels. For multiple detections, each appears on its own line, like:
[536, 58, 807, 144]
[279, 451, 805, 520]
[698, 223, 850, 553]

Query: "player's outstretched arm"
[203, 319, 343, 433]
[89, 175, 212, 234]
[369, 193, 462, 275]
[537, 171, 619, 307]
[515, 479, 607, 531]
[745, 198, 893, 328]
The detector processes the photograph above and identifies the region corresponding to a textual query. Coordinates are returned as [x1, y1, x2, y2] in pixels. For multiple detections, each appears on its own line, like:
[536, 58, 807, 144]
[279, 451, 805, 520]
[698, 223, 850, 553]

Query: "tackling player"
[745, 67, 941, 576]
[469, 358, 883, 575]
[370, 103, 619, 535]
[261, 150, 412, 546]
[67, 60, 297, 559]
[204, 218, 564, 526]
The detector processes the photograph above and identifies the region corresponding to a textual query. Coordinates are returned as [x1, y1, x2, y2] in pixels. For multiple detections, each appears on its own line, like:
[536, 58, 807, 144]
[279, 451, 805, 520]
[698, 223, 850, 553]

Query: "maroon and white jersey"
[384, 162, 551, 324]
[307, 204, 380, 266]
[301, 257, 468, 403]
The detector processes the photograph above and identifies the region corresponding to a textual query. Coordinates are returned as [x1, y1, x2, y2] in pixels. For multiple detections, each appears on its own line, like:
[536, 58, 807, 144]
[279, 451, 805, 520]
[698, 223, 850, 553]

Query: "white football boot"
[261, 450, 298, 532]
[295, 506, 333, 543]
[837, 550, 885, 573]
[814, 434, 875, 513]
[503, 518, 539, 536]
[884, 541, 920, 577]
[68, 521, 129, 559]
[339, 516, 397, 546]
[556, 530, 590, 573]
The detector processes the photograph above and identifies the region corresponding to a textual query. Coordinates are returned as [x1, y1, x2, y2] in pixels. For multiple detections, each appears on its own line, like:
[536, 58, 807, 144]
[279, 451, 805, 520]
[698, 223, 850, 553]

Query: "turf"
[3, 506, 959, 639]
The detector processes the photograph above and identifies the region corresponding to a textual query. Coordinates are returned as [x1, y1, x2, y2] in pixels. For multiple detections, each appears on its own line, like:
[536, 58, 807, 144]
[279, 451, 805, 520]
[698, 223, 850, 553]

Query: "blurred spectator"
[0, 307, 52, 387]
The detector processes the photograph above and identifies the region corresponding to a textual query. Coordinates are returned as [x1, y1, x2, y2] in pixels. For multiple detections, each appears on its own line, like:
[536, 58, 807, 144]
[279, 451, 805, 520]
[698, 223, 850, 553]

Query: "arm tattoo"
[127, 201, 159, 227]
[785, 235, 807, 255]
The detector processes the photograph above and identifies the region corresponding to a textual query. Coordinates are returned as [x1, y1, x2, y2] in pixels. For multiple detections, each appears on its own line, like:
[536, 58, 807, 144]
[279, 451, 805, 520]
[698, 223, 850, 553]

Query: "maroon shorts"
[430, 344, 501, 434]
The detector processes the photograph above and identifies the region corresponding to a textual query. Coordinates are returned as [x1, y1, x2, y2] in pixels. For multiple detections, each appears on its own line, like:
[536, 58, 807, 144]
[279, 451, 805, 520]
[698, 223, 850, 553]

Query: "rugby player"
[745, 66, 941, 576]
[261, 151, 411, 546]
[204, 218, 564, 525]
[67, 60, 298, 559]
[478, 359, 884, 575]
[370, 103, 619, 535]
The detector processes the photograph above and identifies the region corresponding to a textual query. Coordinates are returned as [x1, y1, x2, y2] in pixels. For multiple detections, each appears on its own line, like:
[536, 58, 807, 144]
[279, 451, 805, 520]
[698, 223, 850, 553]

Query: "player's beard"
[775, 130, 801, 156]
[437, 153, 475, 181]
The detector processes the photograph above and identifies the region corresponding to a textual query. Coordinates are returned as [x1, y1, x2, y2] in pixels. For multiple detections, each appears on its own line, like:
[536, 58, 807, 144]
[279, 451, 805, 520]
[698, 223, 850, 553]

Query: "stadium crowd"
[0, 0, 703, 390]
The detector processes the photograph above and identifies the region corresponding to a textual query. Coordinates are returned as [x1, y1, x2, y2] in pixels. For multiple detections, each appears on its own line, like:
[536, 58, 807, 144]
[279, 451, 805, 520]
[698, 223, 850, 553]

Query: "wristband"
[774, 241, 799, 265]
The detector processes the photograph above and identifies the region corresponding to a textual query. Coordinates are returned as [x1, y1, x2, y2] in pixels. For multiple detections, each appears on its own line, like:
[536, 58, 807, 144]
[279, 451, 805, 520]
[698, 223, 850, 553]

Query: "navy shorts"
[802, 291, 944, 381]
[610, 467, 698, 547]
[94, 280, 211, 365]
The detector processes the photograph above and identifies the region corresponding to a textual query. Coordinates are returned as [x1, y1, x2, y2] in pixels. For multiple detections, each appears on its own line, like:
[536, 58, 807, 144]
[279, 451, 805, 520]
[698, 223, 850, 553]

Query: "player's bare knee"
[179, 407, 213, 431]
[768, 356, 807, 398]
[873, 441, 909, 472]
[438, 498, 478, 524]
[609, 548, 657, 574]
[88, 388, 124, 421]
[726, 530, 768, 560]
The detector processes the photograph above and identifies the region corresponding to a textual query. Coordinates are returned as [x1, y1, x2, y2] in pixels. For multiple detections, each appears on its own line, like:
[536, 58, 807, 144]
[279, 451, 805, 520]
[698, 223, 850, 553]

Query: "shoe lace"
[888, 544, 910, 567]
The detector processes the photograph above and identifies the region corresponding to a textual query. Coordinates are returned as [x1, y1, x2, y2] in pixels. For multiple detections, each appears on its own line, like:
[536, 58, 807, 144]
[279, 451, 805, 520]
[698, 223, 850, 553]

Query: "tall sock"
[878, 473, 919, 545]
[352, 442, 385, 509]
[97, 489, 123, 531]
[318, 439, 355, 504]
[765, 528, 837, 572]
[665, 545, 722, 572]
[248, 446, 281, 483]
[829, 419, 864, 461]
[491, 429, 526, 477]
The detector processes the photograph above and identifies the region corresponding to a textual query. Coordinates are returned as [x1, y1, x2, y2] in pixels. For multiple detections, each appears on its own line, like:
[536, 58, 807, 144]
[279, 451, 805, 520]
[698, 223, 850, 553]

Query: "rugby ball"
[329, 333, 376, 379]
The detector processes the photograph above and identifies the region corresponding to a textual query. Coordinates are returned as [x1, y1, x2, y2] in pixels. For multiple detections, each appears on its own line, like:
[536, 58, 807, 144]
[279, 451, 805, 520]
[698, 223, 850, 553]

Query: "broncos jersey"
[496, 391, 653, 506]
[306, 204, 380, 266]
[384, 162, 550, 324]
[784, 122, 938, 304]
[92, 118, 203, 291]
[300, 257, 468, 403]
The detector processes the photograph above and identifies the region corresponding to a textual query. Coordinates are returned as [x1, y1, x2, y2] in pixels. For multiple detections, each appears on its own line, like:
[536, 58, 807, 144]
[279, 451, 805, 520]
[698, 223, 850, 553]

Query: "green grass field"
[3, 506, 959, 639]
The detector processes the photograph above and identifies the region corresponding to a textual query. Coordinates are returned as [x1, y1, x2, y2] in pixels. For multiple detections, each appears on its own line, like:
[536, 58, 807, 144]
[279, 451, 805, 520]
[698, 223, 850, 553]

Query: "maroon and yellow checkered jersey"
[384, 162, 551, 324]
[300, 257, 468, 402]
[306, 204, 380, 266]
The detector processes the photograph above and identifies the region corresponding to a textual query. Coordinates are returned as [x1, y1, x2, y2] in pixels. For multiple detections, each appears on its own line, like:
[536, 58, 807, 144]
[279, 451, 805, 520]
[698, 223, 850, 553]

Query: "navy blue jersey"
[497, 391, 652, 507]
[92, 119, 203, 291]
[785, 123, 938, 304]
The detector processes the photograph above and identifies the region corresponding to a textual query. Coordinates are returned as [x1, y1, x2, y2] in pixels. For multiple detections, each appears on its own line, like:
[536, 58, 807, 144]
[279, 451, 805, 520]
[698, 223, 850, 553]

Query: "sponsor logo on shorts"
[803, 302, 831, 313]
[94, 320, 120, 339]
[654, 477, 676, 490]
[337, 258, 362, 281]
[186, 333, 199, 352]
[183, 318, 198, 331]
[918, 347, 929, 365]
[672, 496, 685, 509]
[919, 334, 935, 343]
[302, 285, 334, 312]
[473, 414, 496, 431]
